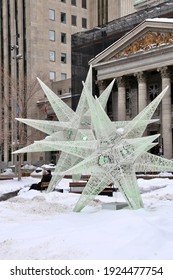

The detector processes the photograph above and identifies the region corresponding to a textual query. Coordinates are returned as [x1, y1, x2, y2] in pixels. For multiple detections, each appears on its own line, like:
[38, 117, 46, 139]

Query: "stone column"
[158, 67, 172, 159]
[96, 80, 107, 95]
[116, 76, 126, 121]
[112, 87, 118, 121]
[96, 80, 108, 116]
[135, 72, 147, 113]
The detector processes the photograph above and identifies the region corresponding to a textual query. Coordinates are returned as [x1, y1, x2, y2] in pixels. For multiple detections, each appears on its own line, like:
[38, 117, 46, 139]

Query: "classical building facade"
[71, 0, 173, 109]
[90, 18, 173, 159]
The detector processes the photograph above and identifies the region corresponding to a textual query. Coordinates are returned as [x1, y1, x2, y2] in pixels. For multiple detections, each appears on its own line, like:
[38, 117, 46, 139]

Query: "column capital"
[134, 71, 146, 83]
[116, 76, 125, 87]
[157, 66, 171, 78]
[96, 80, 107, 91]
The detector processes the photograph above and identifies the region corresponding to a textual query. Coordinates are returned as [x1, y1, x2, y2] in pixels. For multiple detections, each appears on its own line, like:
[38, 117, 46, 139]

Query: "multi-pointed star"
[14, 67, 173, 212]
[13, 66, 115, 191]
[36, 85, 172, 211]
[49, 84, 173, 212]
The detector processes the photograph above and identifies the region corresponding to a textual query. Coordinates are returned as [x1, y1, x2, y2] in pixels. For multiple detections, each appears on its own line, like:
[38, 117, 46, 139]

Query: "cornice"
[94, 44, 173, 81]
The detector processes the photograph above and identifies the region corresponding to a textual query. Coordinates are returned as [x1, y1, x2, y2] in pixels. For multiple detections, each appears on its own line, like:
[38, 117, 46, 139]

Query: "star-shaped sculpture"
[14, 66, 173, 212]
[14, 66, 115, 192]
[52, 84, 173, 212]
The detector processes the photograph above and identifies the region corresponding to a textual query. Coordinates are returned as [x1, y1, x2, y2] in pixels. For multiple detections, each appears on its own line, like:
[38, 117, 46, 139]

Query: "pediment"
[111, 31, 173, 60]
[90, 18, 173, 65]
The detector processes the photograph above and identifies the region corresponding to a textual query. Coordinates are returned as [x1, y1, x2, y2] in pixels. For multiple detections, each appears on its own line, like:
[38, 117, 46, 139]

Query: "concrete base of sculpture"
[102, 201, 129, 210]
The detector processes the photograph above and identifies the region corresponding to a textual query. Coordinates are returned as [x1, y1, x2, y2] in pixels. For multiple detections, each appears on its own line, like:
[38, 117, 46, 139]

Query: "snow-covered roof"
[146, 18, 173, 23]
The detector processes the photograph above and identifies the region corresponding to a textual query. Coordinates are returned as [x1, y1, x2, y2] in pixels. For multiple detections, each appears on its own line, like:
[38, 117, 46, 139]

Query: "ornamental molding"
[116, 76, 125, 87]
[134, 71, 148, 83]
[109, 32, 173, 61]
[157, 66, 171, 79]
[96, 80, 107, 91]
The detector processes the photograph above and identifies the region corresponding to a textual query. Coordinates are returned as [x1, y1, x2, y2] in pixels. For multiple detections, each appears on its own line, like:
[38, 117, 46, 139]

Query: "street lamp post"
[11, 21, 22, 176]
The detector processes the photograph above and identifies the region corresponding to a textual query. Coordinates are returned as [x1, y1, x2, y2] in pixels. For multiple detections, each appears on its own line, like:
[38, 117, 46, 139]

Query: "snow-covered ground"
[0, 175, 173, 260]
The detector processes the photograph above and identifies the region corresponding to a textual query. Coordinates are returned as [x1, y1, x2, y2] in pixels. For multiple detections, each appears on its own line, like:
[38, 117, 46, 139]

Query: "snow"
[0, 168, 14, 176]
[21, 164, 36, 170]
[146, 18, 173, 23]
[0, 175, 173, 260]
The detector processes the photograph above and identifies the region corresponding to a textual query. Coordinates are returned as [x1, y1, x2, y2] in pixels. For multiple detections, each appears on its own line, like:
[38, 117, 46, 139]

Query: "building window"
[58, 89, 62, 95]
[49, 51, 55, 61]
[50, 71, 56, 81]
[71, 15, 77, 26]
[82, 18, 87, 28]
[61, 32, 66, 43]
[61, 73, 67, 80]
[98, 0, 108, 26]
[149, 83, 159, 101]
[71, 0, 76, 5]
[49, 30, 55, 41]
[49, 9, 55, 20]
[61, 0, 66, 2]
[61, 53, 67, 63]
[148, 83, 160, 116]
[61, 12, 66, 23]
[125, 88, 131, 114]
[82, 0, 87, 8]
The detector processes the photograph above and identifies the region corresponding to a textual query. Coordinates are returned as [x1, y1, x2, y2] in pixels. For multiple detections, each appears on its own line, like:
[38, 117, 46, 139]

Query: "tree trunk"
[17, 153, 23, 181]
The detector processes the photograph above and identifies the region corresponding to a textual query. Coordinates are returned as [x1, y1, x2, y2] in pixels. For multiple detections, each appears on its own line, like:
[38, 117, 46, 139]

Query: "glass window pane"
[61, 53, 67, 63]
[49, 30, 55, 41]
[71, 15, 77, 26]
[61, 73, 67, 80]
[82, 18, 87, 28]
[49, 9, 55, 20]
[49, 51, 55, 61]
[82, 0, 87, 9]
[50, 71, 56, 81]
[61, 12, 66, 23]
[61, 33, 66, 43]
[71, 0, 76, 6]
